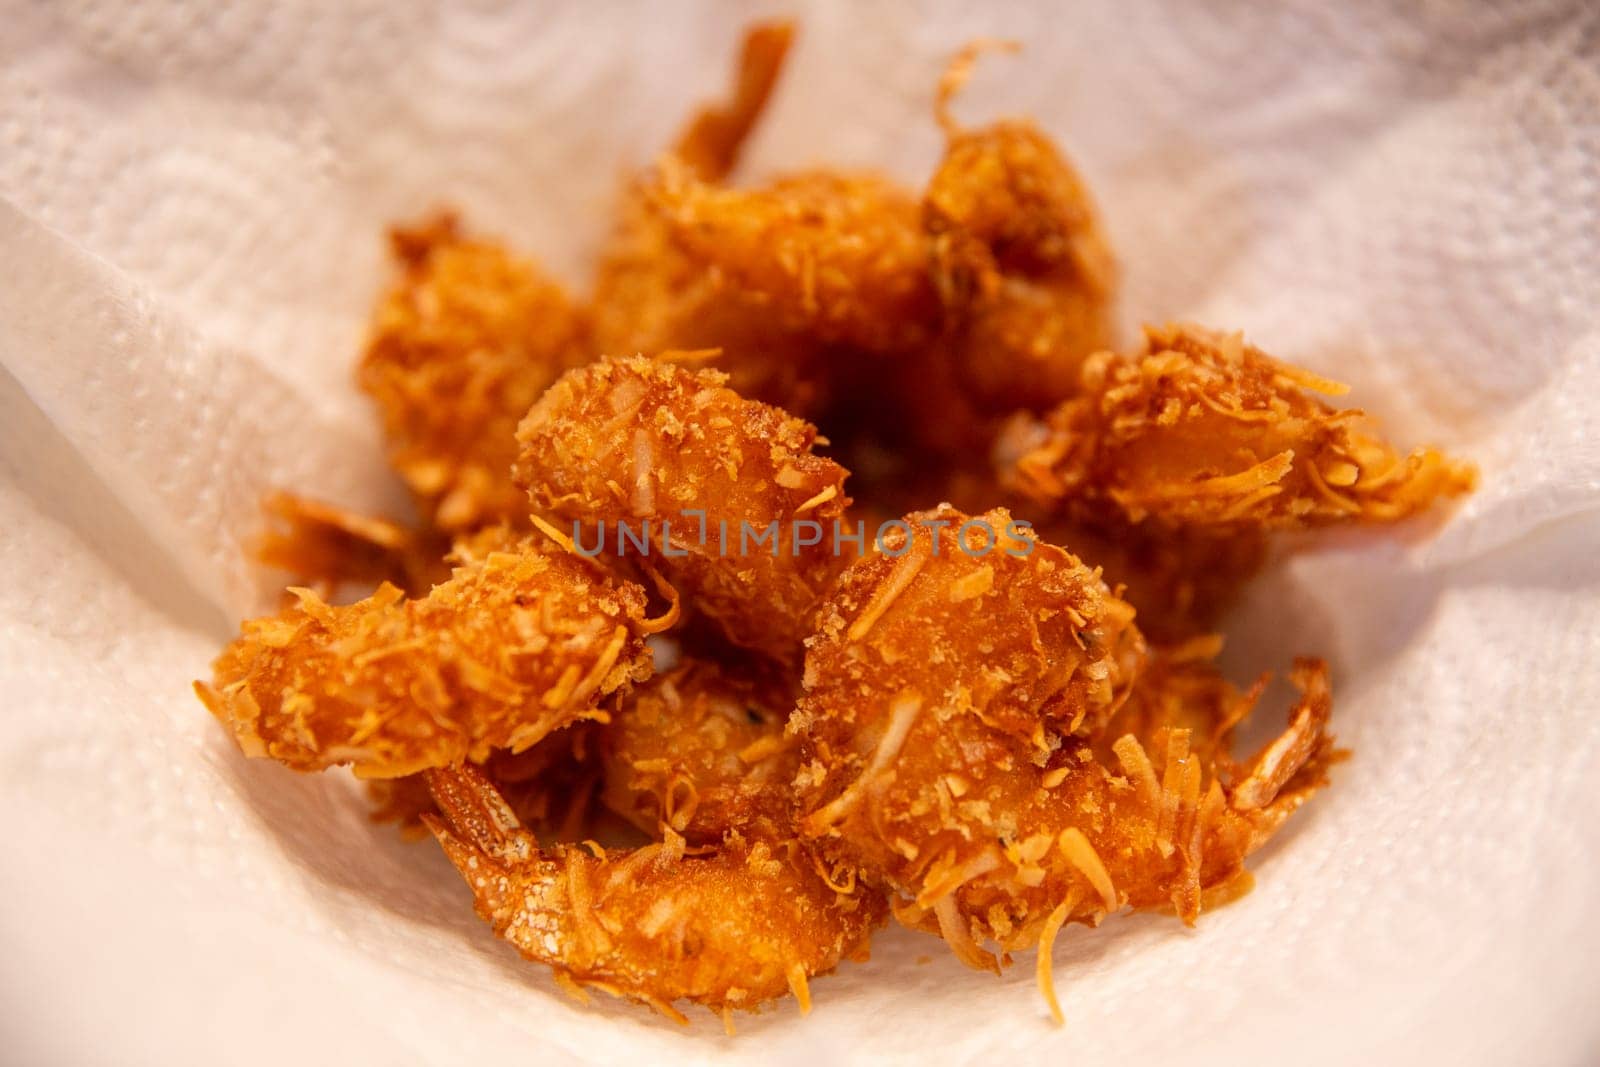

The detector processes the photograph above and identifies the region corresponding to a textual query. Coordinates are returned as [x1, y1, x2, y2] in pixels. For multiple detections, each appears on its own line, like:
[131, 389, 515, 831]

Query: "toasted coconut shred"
[1036, 891, 1080, 1026]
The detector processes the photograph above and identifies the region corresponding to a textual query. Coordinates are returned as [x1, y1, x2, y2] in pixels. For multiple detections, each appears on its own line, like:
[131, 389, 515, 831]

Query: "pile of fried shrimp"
[194, 24, 1476, 1030]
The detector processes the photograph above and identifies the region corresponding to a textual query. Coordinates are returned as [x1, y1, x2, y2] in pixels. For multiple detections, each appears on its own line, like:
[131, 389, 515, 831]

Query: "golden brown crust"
[425, 764, 885, 1020]
[589, 182, 840, 418]
[793, 507, 1334, 966]
[359, 214, 589, 531]
[598, 656, 800, 845]
[1002, 323, 1477, 529]
[514, 356, 851, 664]
[796, 505, 1144, 749]
[197, 536, 652, 778]
[648, 163, 939, 357]
[925, 120, 1118, 413]
[588, 22, 847, 421]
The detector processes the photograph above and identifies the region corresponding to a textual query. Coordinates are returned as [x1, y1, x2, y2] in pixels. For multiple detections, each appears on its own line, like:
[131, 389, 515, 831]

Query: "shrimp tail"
[1230, 658, 1334, 813]
[424, 764, 535, 862]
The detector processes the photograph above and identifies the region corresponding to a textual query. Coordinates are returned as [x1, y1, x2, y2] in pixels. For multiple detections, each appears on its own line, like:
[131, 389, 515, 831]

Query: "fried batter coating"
[195, 535, 652, 778]
[793, 506, 1334, 987]
[589, 21, 846, 418]
[359, 214, 589, 531]
[598, 656, 799, 844]
[923, 45, 1118, 413]
[589, 185, 839, 418]
[647, 162, 938, 357]
[514, 356, 851, 664]
[671, 21, 795, 184]
[595, 38, 1117, 467]
[425, 764, 884, 1021]
[790, 505, 1144, 787]
[1001, 323, 1477, 530]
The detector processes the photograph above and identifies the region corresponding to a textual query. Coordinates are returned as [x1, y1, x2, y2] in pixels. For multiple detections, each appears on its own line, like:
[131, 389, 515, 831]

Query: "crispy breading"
[359, 214, 590, 531]
[1001, 323, 1477, 529]
[925, 120, 1117, 413]
[425, 764, 885, 1021]
[589, 181, 841, 418]
[598, 656, 800, 844]
[648, 164, 938, 357]
[793, 506, 1333, 974]
[514, 356, 851, 664]
[588, 19, 847, 419]
[792, 505, 1145, 760]
[920, 41, 1118, 414]
[196, 535, 652, 778]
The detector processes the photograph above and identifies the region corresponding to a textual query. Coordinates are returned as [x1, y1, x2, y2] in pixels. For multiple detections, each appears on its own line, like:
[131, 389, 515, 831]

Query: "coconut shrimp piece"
[886, 664, 1332, 979]
[790, 505, 1145, 751]
[359, 214, 589, 532]
[1001, 322, 1477, 530]
[647, 162, 939, 357]
[424, 764, 884, 1022]
[923, 44, 1118, 414]
[195, 535, 653, 778]
[599, 656, 800, 844]
[592, 163, 934, 421]
[514, 356, 851, 664]
[589, 185, 839, 418]
[589, 22, 841, 419]
[792, 507, 1334, 997]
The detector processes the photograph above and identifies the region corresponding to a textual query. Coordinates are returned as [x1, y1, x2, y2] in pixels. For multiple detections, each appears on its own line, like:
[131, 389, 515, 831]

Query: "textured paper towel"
[2, 1, 1598, 1064]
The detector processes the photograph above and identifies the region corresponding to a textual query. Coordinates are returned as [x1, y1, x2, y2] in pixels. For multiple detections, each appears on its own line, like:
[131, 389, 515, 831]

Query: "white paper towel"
[2, 2, 1597, 1064]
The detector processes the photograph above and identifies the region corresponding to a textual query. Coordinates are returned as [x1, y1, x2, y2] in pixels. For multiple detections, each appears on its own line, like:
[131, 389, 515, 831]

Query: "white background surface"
[2, 1, 1598, 1064]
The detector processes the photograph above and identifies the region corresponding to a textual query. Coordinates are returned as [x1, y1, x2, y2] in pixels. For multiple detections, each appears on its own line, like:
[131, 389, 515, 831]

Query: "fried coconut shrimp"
[424, 763, 884, 1022]
[590, 22, 850, 419]
[924, 43, 1118, 414]
[196, 533, 653, 778]
[599, 656, 800, 844]
[593, 163, 935, 422]
[647, 163, 937, 358]
[514, 355, 851, 664]
[590, 182, 841, 419]
[359, 214, 589, 531]
[792, 507, 1335, 1019]
[1001, 323, 1476, 530]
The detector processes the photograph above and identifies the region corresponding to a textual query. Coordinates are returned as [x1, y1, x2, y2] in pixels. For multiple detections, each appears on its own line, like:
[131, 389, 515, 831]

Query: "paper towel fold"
[2, 2, 1597, 1064]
